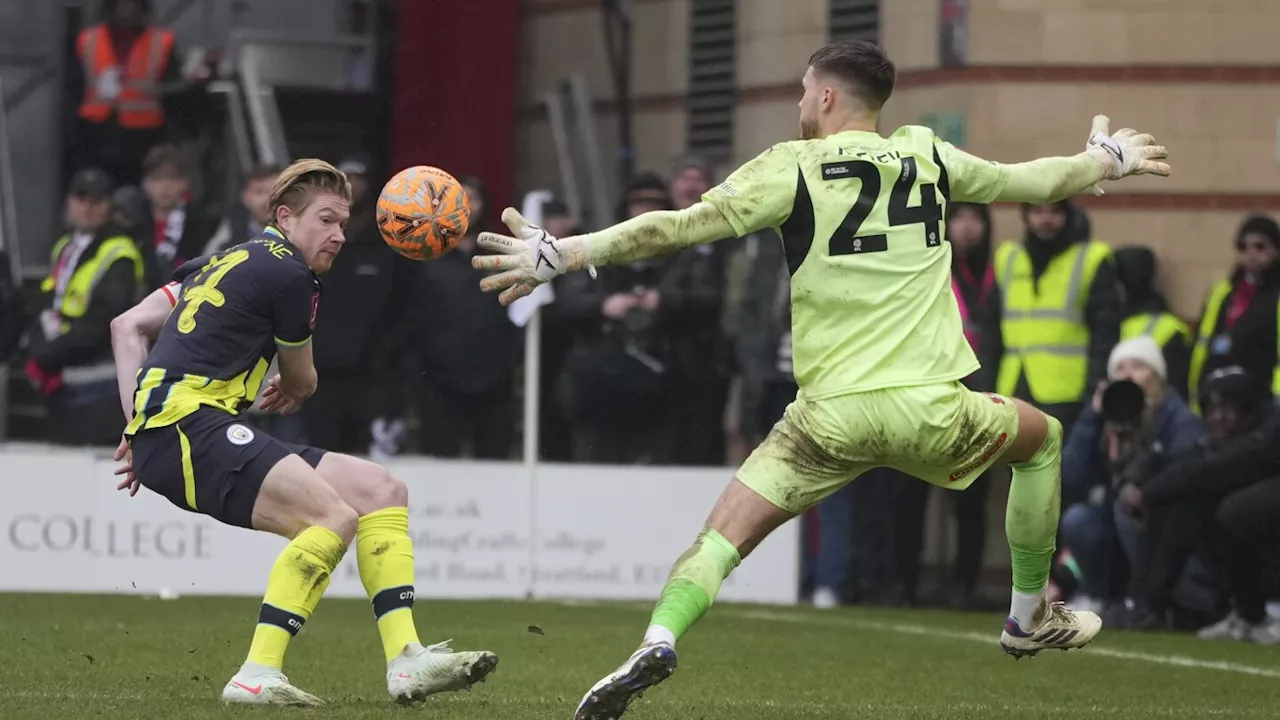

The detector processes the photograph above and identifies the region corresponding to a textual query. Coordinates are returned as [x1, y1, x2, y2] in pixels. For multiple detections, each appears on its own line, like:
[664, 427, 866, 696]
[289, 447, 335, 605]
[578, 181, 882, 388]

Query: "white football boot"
[1001, 597, 1102, 659]
[1247, 618, 1280, 646]
[1197, 611, 1249, 641]
[386, 640, 498, 704]
[574, 642, 677, 720]
[221, 662, 324, 706]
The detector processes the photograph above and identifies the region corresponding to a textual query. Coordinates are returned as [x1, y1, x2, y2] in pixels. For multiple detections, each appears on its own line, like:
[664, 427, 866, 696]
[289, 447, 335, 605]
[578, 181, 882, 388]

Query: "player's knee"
[364, 464, 408, 510]
[317, 502, 360, 544]
[1010, 408, 1062, 468]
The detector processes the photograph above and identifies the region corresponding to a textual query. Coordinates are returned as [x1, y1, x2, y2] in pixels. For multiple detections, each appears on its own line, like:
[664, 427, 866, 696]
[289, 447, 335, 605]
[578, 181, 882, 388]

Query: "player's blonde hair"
[268, 159, 352, 225]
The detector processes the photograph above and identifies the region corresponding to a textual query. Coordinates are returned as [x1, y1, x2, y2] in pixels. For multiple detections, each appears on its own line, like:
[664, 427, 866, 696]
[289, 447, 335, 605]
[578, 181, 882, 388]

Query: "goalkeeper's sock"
[356, 507, 422, 663]
[646, 529, 741, 645]
[246, 526, 348, 669]
[1006, 415, 1063, 629]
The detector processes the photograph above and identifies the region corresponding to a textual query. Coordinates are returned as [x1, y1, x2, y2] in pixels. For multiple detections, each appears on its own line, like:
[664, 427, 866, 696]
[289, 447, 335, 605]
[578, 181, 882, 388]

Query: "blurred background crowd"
[0, 0, 1277, 642]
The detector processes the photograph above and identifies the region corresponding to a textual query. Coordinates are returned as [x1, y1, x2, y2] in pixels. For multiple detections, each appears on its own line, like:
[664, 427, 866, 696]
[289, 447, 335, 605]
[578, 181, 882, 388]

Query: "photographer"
[1059, 337, 1204, 613]
[1122, 367, 1280, 643]
[556, 174, 677, 464]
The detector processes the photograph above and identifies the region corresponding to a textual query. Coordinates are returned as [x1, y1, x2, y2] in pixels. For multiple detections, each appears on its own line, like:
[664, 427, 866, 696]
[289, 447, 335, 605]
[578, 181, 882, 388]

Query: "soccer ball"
[375, 165, 471, 260]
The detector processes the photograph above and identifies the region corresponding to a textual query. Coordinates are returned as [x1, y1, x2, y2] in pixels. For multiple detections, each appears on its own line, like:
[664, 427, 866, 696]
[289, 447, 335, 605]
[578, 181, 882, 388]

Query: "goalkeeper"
[477, 40, 1169, 720]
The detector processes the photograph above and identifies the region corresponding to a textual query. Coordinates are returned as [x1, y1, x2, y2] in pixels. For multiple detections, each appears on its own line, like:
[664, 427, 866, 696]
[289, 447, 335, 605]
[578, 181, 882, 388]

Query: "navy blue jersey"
[126, 227, 321, 433]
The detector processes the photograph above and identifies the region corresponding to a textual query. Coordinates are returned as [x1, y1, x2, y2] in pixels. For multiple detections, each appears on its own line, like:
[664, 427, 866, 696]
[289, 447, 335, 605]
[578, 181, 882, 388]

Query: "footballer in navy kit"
[110, 158, 497, 706]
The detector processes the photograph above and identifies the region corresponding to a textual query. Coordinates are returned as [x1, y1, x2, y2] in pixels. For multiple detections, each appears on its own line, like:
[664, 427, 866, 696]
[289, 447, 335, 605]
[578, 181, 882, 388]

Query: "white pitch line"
[734, 609, 1280, 679]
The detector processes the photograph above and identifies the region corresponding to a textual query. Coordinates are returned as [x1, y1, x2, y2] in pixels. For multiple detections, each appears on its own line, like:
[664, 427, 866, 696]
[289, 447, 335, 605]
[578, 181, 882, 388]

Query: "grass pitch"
[1, 593, 1276, 719]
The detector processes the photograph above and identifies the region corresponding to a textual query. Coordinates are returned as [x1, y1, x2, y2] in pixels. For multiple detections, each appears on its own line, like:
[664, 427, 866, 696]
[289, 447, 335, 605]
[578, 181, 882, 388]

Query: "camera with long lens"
[1100, 379, 1146, 428]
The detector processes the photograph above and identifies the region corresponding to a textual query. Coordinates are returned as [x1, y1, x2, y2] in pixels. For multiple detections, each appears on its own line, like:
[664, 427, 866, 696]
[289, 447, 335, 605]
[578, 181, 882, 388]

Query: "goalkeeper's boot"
[574, 642, 677, 720]
[386, 640, 498, 704]
[1001, 596, 1102, 659]
[221, 662, 324, 706]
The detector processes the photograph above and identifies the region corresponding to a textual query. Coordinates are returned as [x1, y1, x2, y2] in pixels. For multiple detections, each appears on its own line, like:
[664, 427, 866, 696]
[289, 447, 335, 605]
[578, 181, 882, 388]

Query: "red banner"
[391, 0, 519, 232]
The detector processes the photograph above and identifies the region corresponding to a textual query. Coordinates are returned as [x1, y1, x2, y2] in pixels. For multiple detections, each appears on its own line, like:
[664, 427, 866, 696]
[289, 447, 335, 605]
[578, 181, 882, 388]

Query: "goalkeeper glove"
[1083, 114, 1171, 195]
[472, 207, 595, 306]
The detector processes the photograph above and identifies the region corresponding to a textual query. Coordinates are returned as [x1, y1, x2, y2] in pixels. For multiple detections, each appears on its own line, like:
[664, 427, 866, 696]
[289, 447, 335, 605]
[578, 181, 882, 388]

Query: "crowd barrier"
[0, 445, 799, 604]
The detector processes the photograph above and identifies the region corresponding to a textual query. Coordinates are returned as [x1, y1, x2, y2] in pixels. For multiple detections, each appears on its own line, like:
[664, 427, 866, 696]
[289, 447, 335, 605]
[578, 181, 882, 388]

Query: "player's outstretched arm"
[110, 284, 178, 421]
[472, 204, 737, 306]
[948, 115, 1170, 205]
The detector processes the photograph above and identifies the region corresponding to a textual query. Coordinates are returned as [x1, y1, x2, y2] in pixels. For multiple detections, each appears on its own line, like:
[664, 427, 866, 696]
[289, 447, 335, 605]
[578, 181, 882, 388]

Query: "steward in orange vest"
[76, 13, 175, 129]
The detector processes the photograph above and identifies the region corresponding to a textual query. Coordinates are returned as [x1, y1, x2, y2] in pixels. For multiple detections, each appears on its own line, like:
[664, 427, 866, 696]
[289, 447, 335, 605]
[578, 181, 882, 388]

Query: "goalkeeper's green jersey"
[703, 125, 1011, 399]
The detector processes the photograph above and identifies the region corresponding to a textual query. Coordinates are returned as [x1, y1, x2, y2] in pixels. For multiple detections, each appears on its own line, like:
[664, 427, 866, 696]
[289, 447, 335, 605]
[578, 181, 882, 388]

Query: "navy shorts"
[129, 407, 326, 528]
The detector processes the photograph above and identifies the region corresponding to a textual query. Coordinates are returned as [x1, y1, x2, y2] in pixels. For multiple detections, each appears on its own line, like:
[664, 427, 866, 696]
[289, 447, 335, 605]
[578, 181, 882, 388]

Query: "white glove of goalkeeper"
[1083, 114, 1170, 195]
[473, 207, 595, 306]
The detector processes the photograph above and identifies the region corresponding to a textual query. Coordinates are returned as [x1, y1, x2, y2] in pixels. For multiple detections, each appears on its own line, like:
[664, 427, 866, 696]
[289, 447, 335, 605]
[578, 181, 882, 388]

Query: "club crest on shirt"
[309, 293, 320, 329]
[226, 424, 255, 446]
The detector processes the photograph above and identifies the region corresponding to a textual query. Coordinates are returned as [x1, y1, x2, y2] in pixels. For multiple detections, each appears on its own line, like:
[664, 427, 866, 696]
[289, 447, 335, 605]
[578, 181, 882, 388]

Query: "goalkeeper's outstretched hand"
[473, 207, 593, 306]
[1083, 115, 1170, 195]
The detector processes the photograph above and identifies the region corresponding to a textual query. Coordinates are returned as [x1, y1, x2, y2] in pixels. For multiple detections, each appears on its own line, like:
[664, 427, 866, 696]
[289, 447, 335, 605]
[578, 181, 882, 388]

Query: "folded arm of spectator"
[1142, 412, 1280, 506]
[1062, 402, 1107, 500]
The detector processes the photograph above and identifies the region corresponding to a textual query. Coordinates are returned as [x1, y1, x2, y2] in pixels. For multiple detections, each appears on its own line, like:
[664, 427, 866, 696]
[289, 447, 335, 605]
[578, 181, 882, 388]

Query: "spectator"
[65, 0, 179, 187]
[1188, 215, 1280, 409]
[302, 154, 414, 455]
[1125, 366, 1280, 643]
[0, 249, 23, 363]
[670, 154, 713, 211]
[1058, 337, 1203, 614]
[26, 169, 145, 446]
[556, 173, 677, 464]
[204, 163, 283, 254]
[923, 203, 1005, 606]
[111, 185, 150, 237]
[995, 201, 1121, 437]
[412, 174, 521, 459]
[1114, 246, 1192, 398]
[536, 198, 582, 462]
[734, 225, 898, 609]
[140, 144, 220, 279]
[663, 155, 735, 466]
[889, 203, 1004, 610]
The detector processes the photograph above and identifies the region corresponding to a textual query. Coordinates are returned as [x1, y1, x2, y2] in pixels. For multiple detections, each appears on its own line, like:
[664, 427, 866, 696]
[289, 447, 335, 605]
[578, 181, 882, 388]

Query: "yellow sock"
[245, 525, 348, 669]
[357, 507, 421, 662]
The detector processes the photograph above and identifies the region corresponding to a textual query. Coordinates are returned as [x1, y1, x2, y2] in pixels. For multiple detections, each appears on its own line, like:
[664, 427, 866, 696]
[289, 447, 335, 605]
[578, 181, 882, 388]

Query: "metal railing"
[224, 28, 379, 168]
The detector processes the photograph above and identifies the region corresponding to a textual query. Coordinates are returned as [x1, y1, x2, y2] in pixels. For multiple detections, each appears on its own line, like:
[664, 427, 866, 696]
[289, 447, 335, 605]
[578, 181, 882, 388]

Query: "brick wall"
[517, 0, 1280, 317]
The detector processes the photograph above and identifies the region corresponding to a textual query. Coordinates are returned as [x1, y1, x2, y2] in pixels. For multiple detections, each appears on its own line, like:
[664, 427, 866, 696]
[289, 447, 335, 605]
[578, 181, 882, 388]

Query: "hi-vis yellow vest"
[1187, 279, 1280, 409]
[995, 241, 1112, 404]
[1121, 311, 1191, 349]
[41, 233, 144, 330]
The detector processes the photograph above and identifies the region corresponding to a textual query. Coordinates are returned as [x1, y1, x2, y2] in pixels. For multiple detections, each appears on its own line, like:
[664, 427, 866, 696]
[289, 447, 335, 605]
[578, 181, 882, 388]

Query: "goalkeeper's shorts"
[737, 381, 1020, 515]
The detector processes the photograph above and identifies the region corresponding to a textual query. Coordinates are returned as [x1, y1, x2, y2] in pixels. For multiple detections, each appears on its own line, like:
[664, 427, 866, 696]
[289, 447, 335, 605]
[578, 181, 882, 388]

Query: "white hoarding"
[0, 447, 798, 605]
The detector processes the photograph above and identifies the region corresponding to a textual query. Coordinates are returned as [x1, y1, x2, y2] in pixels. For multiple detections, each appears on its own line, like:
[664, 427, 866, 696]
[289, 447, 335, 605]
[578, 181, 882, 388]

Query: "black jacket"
[950, 202, 1002, 393]
[1197, 266, 1280, 398]
[310, 207, 415, 404]
[660, 241, 735, 382]
[28, 225, 141, 373]
[0, 251, 23, 362]
[1142, 404, 1278, 507]
[412, 242, 522, 396]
